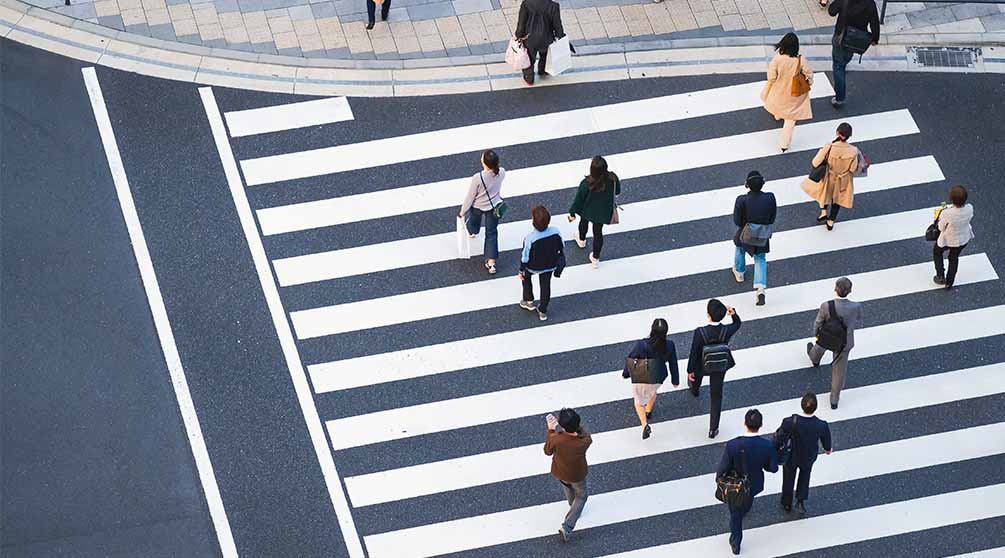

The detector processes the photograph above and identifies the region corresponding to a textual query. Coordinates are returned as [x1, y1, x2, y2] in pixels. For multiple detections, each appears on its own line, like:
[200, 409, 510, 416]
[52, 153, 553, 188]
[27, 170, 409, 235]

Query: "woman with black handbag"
[459, 149, 507, 275]
[932, 185, 974, 290]
[801, 122, 858, 231]
[622, 318, 679, 439]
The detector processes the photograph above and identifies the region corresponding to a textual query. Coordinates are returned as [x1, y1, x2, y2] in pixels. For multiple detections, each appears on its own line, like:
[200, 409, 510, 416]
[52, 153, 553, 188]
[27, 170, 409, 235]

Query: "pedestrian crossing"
[203, 74, 1004, 558]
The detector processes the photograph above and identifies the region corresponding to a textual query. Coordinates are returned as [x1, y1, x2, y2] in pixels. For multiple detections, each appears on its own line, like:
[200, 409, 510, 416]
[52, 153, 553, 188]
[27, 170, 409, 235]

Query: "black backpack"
[816, 300, 848, 353]
[700, 326, 732, 374]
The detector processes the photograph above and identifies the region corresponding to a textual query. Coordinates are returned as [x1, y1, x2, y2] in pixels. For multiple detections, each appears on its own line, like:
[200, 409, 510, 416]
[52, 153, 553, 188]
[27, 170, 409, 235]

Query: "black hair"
[586, 155, 611, 193]
[746, 170, 765, 192]
[835, 277, 853, 298]
[744, 408, 763, 431]
[558, 408, 581, 433]
[801, 392, 818, 414]
[482, 149, 500, 176]
[949, 185, 968, 207]
[647, 318, 669, 356]
[836, 122, 853, 142]
[707, 299, 727, 322]
[774, 32, 800, 57]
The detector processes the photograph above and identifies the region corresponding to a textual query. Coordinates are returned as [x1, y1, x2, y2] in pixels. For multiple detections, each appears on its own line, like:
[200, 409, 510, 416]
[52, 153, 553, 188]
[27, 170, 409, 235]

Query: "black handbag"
[837, 0, 872, 56]
[624, 357, 666, 384]
[715, 440, 753, 508]
[774, 415, 799, 466]
[926, 206, 944, 241]
[808, 144, 832, 182]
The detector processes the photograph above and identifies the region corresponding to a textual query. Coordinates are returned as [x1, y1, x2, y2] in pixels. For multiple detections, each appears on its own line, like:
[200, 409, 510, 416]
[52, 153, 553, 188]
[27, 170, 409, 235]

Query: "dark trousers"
[729, 498, 754, 548]
[522, 271, 553, 313]
[934, 243, 967, 286]
[366, 0, 390, 24]
[823, 204, 841, 221]
[689, 371, 725, 431]
[831, 42, 854, 102]
[523, 45, 548, 83]
[781, 462, 813, 506]
[578, 220, 605, 258]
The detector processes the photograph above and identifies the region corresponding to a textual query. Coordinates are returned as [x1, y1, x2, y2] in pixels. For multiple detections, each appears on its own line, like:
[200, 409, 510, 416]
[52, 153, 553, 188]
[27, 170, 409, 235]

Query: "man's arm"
[765, 440, 779, 473]
[543, 431, 556, 455]
[812, 303, 826, 336]
[716, 443, 732, 479]
[868, 3, 881, 43]
[667, 342, 680, 386]
[551, 4, 564, 38]
[821, 422, 833, 454]
[686, 328, 702, 376]
[733, 196, 745, 228]
[725, 309, 742, 337]
[515, 2, 528, 37]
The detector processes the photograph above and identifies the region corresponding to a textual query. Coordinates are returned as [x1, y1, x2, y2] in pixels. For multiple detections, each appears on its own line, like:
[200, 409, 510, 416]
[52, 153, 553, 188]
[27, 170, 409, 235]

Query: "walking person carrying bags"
[761, 33, 814, 152]
[801, 122, 858, 230]
[514, 0, 564, 86]
[623, 318, 680, 440]
[459, 149, 507, 274]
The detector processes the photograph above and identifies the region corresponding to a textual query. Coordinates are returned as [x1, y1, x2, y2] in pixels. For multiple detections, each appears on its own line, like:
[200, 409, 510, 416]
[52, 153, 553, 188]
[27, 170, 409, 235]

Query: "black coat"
[733, 190, 777, 255]
[686, 313, 742, 375]
[515, 0, 564, 51]
[623, 338, 680, 386]
[775, 415, 833, 468]
[717, 435, 778, 496]
[830, 0, 880, 44]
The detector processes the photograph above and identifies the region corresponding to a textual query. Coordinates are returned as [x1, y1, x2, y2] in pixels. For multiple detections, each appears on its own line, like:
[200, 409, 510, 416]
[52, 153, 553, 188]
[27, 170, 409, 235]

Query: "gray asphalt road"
[2, 36, 1004, 558]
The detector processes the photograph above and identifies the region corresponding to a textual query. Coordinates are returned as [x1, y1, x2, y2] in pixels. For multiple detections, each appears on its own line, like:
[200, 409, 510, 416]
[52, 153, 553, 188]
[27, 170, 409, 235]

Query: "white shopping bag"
[505, 37, 531, 71]
[544, 35, 572, 75]
[457, 217, 472, 259]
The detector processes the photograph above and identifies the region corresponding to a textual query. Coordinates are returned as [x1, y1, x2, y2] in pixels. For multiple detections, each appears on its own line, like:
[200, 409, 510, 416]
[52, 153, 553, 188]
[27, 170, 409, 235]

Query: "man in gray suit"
[807, 277, 863, 410]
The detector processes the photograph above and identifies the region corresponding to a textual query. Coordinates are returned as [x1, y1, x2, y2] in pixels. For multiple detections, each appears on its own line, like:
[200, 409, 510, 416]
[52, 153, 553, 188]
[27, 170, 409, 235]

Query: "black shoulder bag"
[837, 0, 873, 59]
[716, 439, 753, 508]
[774, 415, 800, 466]
[816, 300, 848, 353]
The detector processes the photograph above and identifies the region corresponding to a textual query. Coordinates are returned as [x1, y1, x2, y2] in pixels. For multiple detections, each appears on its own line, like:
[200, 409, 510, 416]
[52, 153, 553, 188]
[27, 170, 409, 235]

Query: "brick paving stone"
[671, 10, 698, 29]
[94, 0, 120, 16]
[788, 10, 815, 28]
[192, 3, 218, 23]
[759, 0, 784, 13]
[649, 15, 676, 33]
[597, 5, 624, 22]
[370, 33, 396, 52]
[693, 9, 718, 26]
[735, 0, 760, 15]
[268, 13, 294, 32]
[602, 18, 629, 38]
[146, 7, 171, 23]
[298, 31, 324, 49]
[906, 6, 956, 26]
[141, 0, 166, 10]
[310, 1, 336, 17]
[580, 20, 607, 39]
[459, 13, 490, 44]
[485, 23, 511, 40]
[952, 5, 999, 22]
[247, 22, 274, 40]
[172, 16, 199, 33]
[435, 15, 467, 47]
[665, 0, 690, 15]
[273, 27, 299, 45]
[390, 20, 416, 34]
[243, 9, 267, 25]
[643, 2, 669, 19]
[564, 21, 584, 40]
[810, 8, 832, 26]
[117, 0, 142, 10]
[408, 1, 455, 20]
[121, 7, 147, 23]
[294, 17, 320, 33]
[452, 0, 492, 15]
[688, 0, 713, 12]
[781, 0, 806, 13]
[712, 0, 738, 15]
[765, 10, 789, 27]
[168, 2, 193, 18]
[287, 3, 312, 18]
[741, 11, 768, 27]
[620, 4, 647, 21]
[417, 30, 445, 50]
[214, 0, 241, 12]
[148, 22, 178, 37]
[98, 14, 126, 28]
[627, 17, 652, 34]
[218, 10, 244, 26]
[480, 8, 506, 26]
[575, 6, 602, 22]
[394, 32, 421, 51]
[982, 13, 1005, 30]
[199, 20, 224, 37]
[412, 18, 438, 34]
[719, 12, 744, 28]
[223, 22, 250, 39]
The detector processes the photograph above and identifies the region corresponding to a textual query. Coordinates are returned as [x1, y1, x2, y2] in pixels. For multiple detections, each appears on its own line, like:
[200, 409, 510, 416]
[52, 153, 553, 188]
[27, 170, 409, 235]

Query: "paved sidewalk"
[20, 0, 1005, 60]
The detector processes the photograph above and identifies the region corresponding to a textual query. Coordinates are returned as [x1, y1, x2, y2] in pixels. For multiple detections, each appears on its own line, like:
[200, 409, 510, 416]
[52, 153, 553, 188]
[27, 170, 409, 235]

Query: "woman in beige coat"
[801, 122, 858, 230]
[761, 33, 813, 151]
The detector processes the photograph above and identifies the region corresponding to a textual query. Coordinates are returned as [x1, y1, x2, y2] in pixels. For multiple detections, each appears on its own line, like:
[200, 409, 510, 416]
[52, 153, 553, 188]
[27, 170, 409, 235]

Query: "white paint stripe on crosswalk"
[253, 109, 912, 232]
[362, 423, 1005, 558]
[944, 549, 1005, 558]
[240, 75, 835, 186]
[294, 207, 936, 335]
[271, 155, 942, 285]
[308, 255, 998, 389]
[223, 97, 354, 137]
[344, 363, 1005, 507]
[325, 305, 1005, 450]
[597, 485, 1005, 558]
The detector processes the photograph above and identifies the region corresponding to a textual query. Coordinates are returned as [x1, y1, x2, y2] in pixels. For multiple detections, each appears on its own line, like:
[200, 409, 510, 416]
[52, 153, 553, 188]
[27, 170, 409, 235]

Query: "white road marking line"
[223, 97, 354, 138]
[82, 67, 238, 558]
[345, 363, 1005, 507]
[307, 255, 998, 388]
[325, 305, 1005, 450]
[199, 87, 365, 558]
[944, 549, 1005, 558]
[271, 155, 942, 284]
[363, 423, 1005, 558]
[294, 207, 936, 335]
[253, 109, 915, 231]
[240, 75, 835, 186]
[597, 484, 1005, 558]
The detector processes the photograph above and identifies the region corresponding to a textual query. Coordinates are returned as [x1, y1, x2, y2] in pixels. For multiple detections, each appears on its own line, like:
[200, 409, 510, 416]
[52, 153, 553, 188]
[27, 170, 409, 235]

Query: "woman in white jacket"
[934, 185, 974, 289]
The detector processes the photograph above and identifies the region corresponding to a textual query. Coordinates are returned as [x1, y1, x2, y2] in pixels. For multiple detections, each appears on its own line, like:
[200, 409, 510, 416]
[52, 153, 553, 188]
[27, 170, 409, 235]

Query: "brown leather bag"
[790, 56, 811, 97]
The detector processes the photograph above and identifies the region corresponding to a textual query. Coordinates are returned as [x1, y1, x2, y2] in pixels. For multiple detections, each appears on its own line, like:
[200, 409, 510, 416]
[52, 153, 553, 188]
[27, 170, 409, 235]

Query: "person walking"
[514, 0, 564, 86]
[732, 171, 777, 306]
[807, 277, 863, 409]
[520, 206, 566, 321]
[774, 392, 832, 515]
[802, 122, 858, 231]
[716, 409, 778, 555]
[364, 0, 390, 30]
[827, 0, 880, 107]
[688, 299, 742, 439]
[623, 318, 680, 440]
[544, 408, 592, 543]
[761, 33, 814, 152]
[933, 185, 975, 290]
[569, 155, 621, 268]
[459, 149, 506, 275]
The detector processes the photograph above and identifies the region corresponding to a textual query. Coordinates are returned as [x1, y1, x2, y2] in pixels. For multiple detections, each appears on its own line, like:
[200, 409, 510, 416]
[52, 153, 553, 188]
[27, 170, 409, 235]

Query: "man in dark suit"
[717, 409, 778, 555]
[775, 392, 833, 514]
[807, 277, 864, 409]
[688, 299, 742, 438]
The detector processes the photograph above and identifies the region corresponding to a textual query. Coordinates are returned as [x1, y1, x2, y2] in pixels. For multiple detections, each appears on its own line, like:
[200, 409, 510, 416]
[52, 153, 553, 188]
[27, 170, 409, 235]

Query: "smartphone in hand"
[546, 413, 561, 432]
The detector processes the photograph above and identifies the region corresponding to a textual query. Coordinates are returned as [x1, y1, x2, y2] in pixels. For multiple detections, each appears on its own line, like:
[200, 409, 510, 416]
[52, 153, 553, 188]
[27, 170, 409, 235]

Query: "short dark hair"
[774, 32, 799, 57]
[707, 299, 727, 322]
[835, 277, 852, 298]
[836, 122, 853, 141]
[801, 392, 818, 414]
[558, 408, 581, 433]
[531, 205, 551, 231]
[746, 170, 765, 192]
[949, 185, 968, 207]
[744, 409, 763, 431]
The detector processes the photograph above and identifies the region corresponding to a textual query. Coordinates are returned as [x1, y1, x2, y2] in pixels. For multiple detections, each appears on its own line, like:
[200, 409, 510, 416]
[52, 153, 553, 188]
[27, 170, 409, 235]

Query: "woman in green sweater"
[568, 156, 621, 268]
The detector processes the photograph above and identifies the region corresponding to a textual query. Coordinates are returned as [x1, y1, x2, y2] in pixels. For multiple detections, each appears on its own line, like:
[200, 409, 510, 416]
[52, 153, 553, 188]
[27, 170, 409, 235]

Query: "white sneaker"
[731, 268, 745, 283]
[538, 310, 548, 321]
[590, 254, 600, 268]
[519, 300, 537, 312]
[574, 237, 586, 249]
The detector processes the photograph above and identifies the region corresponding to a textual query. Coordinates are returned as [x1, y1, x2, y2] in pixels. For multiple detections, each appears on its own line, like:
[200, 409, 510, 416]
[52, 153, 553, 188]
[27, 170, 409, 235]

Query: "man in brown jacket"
[544, 407, 592, 542]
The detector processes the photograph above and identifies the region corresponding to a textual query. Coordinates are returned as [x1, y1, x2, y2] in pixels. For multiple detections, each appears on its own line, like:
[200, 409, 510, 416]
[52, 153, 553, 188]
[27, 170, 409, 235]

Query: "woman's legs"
[578, 218, 589, 243]
[780, 119, 796, 150]
[946, 244, 967, 287]
[521, 272, 535, 303]
[592, 222, 605, 259]
[366, 0, 376, 25]
[482, 210, 499, 264]
[633, 402, 648, 427]
[464, 208, 483, 236]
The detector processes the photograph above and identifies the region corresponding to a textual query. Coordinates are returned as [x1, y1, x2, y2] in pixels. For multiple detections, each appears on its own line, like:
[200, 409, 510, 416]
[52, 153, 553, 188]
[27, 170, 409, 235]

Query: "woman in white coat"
[933, 185, 975, 289]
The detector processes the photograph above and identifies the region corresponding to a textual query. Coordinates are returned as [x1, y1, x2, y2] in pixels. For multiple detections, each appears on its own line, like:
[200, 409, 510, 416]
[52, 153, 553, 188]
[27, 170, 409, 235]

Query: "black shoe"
[642, 424, 652, 440]
[756, 292, 765, 306]
[730, 540, 741, 555]
[831, 402, 838, 410]
[709, 428, 718, 439]
[816, 213, 827, 223]
[806, 342, 820, 368]
[825, 221, 834, 231]
[796, 500, 806, 515]
[365, 21, 374, 29]
[781, 499, 792, 513]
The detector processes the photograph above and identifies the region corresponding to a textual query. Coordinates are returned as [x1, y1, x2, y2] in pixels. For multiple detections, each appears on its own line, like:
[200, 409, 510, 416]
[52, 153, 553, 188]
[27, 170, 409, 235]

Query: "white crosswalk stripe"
[214, 74, 1003, 558]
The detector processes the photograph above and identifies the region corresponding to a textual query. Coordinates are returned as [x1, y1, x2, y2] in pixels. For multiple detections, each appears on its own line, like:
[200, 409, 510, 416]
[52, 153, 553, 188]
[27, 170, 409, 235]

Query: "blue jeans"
[465, 208, 500, 260]
[729, 498, 754, 548]
[734, 246, 767, 289]
[831, 43, 854, 102]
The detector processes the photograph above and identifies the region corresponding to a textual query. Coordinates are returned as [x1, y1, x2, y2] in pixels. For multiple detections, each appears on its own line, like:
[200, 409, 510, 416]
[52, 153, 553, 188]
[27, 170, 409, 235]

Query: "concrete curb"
[2, 0, 1003, 95]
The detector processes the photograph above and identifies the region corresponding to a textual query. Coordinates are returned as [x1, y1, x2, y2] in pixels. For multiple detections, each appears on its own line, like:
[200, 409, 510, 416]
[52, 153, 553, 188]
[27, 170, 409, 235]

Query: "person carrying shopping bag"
[459, 149, 506, 275]
[568, 156, 620, 269]
[761, 33, 814, 152]
[801, 122, 858, 231]
[514, 0, 564, 85]
[623, 318, 680, 440]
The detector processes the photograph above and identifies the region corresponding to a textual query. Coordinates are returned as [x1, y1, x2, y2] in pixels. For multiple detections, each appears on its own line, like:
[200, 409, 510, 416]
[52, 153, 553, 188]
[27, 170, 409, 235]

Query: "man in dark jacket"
[687, 299, 741, 439]
[732, 170, 777, 306]
[774, 392, 832, 515]
[828, 0, 880, 106]
[515, 0, 564, 85]
[717, 409, 778, 555]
